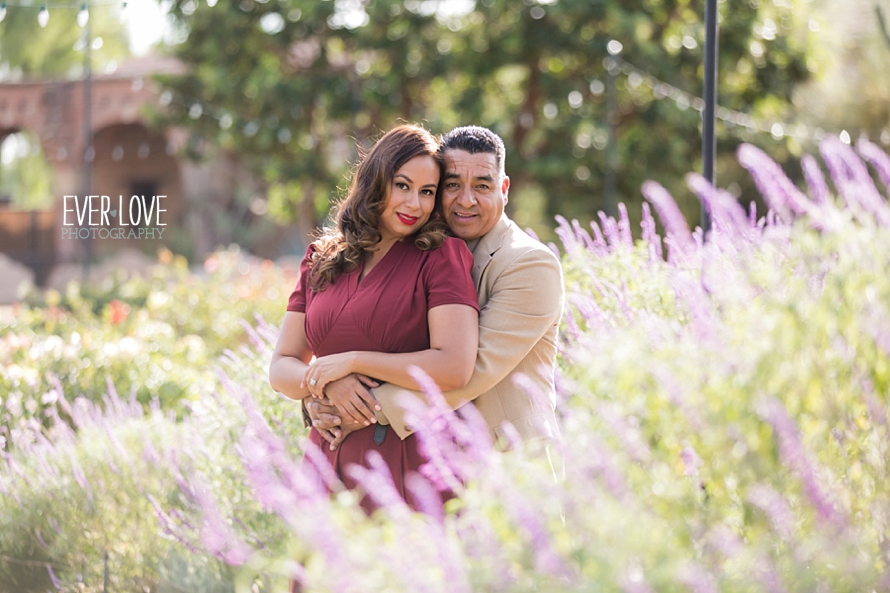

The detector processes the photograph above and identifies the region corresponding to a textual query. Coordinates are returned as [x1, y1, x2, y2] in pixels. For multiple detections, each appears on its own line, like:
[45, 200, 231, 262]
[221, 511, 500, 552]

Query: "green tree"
[157, 0, 815, 240]
[0, 3, 129, 79]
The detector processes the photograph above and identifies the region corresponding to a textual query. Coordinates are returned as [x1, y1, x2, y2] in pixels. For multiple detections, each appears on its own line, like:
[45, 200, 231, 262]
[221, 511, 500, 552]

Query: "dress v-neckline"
[355, 240, 402, 287]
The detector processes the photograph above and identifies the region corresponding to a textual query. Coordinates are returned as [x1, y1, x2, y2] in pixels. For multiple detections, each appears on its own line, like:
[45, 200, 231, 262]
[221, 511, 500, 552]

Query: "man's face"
[441, 149, 509, 241]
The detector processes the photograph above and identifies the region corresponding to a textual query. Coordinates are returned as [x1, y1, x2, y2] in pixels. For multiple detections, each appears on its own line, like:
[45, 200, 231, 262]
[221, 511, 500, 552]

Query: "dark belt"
[373, 423, 387, 445]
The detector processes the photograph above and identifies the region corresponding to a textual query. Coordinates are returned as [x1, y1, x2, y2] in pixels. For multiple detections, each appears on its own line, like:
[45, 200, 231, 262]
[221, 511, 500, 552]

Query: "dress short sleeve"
[424, 237, 479, 312]
[286, 244, 314, 313]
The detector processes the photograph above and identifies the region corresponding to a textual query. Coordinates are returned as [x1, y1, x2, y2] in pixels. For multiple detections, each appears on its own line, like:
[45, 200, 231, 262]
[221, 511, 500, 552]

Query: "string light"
[0, 1, 128, 29]
[609, 55, 833, 143]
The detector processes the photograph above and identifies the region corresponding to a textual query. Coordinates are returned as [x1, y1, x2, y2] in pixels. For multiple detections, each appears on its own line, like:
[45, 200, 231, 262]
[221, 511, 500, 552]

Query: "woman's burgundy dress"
[286, 237, 477, 510]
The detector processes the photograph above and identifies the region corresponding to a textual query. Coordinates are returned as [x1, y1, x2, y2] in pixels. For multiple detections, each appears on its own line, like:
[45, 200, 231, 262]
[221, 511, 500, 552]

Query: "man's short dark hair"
[441, 125, 506, 178]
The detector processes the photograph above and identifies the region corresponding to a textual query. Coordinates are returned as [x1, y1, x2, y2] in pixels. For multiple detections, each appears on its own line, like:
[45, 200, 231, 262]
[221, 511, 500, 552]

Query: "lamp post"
[604, 40, 622, 219]
[701, 0, 718, 235]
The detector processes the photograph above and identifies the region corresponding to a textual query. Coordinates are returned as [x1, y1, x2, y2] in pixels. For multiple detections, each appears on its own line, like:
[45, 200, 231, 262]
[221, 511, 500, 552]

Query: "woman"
[269, 125, 479, 510]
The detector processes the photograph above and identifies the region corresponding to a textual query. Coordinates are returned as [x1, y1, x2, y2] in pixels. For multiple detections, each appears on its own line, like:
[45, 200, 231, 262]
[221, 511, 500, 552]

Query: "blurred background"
[0, 0, 888, 299]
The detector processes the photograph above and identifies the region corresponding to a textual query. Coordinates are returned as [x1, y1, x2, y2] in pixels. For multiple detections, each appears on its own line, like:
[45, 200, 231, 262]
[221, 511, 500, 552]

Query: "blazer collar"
[470, 214, 511, 286]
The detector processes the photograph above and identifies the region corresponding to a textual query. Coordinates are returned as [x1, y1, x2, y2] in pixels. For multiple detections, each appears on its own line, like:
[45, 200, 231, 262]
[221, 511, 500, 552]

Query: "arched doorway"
[85, 122, 183, 257]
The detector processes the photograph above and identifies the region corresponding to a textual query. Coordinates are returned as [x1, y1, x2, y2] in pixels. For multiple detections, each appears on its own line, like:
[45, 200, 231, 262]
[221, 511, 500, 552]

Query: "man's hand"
[304, 359, 380, 426]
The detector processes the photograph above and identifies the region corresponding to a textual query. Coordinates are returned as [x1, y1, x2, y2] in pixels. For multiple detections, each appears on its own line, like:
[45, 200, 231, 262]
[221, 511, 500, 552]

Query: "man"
[308, 125, 564, 449]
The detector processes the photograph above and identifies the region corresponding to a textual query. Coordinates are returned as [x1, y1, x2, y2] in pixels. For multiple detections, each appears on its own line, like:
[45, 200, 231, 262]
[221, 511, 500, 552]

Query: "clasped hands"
[305, 396, 366, 451]
[301, 353, 381, 435]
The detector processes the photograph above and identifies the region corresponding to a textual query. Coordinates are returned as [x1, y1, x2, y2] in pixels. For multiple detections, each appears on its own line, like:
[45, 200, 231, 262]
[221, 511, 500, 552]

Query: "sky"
[126, 0, 167, 55]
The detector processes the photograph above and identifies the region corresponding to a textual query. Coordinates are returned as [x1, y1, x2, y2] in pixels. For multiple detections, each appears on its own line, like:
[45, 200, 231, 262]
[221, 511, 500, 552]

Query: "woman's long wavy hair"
[308, 125, 450, 291]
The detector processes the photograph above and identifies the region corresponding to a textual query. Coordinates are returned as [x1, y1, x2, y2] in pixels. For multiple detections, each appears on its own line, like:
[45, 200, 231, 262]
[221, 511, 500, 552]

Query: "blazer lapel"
[471, 214, 511, 289]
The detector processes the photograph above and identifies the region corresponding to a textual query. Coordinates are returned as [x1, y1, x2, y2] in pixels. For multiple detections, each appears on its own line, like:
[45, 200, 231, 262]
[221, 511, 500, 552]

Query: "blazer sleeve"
[374, 245, 564, 438]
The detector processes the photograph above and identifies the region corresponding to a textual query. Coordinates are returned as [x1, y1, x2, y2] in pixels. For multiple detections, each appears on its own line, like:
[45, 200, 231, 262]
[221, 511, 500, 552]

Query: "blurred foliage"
[0, 131, 55, 209]
[0, 246, 296, 441]
[0, 3, 129, 79]
[0, 308, 303, 593]
[792, 0, 890, 150]
[156, 0, 816, 239]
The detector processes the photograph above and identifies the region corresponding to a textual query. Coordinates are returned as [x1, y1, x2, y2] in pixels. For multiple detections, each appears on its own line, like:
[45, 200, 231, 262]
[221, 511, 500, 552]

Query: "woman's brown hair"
[308, 125, 450, 290]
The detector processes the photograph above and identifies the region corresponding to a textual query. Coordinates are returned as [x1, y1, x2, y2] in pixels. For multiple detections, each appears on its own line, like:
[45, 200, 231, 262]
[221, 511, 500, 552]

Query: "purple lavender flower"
[344, 450, 410, 517]
[641, 181, 695, 259]
[747, 483, 794, 539]
[571, 218, 598, 252]
[598, 211, 623, 251]
[685, 173, 754, 242]
[738, 144, 812, 221]
[755, 397, 845, 528]
[588, 219, 608, 253]
[405, 472, 446, 523]
[640, 202, 664, 261]
[617, 203, 634, 247]
[820, 137, 890, 226]
[857, 138, 890, 190]
[801, 154, 830, 204]
[46, 563, 61, 590]
[680, 443, 703, 478]
[191, 478, 254, 566]
[554, 215, 578, 252]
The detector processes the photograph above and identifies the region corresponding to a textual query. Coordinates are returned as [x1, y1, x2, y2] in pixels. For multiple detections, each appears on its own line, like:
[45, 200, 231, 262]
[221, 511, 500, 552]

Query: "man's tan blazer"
[374, 213, 565, 445]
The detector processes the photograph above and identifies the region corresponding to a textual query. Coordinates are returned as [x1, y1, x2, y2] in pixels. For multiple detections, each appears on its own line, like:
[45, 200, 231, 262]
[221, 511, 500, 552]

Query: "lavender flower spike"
[641, 181, 694, 253]
[856, 137, 890, 192]
[820, 137, 890, 226]
[737, 143, 811, 220]
[801, 154, 830, 204]
[755, 396, 845, 528]
[46, 563, 62, 590]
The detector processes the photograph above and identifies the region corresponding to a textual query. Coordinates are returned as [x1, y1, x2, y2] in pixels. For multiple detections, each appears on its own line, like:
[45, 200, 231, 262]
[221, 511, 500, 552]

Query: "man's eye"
[445, 182, 460, 189]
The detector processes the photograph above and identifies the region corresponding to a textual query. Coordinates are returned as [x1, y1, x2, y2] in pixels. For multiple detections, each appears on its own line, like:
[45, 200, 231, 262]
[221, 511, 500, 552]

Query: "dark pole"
[701, 0, 718, 235]
[81, 10, 93, 280]
[604, 40, 621, 218]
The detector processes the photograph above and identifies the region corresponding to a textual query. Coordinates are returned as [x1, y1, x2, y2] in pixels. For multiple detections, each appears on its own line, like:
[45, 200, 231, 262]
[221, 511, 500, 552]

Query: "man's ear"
[501, 176, 510, 204]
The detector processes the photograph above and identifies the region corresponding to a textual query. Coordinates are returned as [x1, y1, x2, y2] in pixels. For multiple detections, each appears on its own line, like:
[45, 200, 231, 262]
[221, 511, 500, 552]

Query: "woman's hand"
[302, 352, 358, 397]
[305, 367, 381, 426]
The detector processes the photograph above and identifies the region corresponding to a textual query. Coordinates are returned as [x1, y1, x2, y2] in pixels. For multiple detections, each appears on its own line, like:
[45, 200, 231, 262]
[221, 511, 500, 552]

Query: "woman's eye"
[421, 189, 435, 196]
[395, 182, 409, 190]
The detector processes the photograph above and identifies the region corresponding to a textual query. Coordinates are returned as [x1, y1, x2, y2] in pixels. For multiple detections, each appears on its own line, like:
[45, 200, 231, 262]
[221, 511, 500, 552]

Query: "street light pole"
[701, 0, 718, 235]
[604, 40, 622, 219]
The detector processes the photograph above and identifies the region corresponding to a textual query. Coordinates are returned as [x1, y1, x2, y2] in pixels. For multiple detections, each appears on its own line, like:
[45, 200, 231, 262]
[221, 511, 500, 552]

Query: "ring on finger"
[309, 378, 318, 387]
